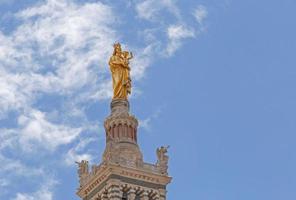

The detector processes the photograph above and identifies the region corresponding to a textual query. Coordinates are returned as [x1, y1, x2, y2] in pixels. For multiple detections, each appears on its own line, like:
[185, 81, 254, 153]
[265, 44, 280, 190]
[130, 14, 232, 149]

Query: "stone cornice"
[77, 164, 172, 198]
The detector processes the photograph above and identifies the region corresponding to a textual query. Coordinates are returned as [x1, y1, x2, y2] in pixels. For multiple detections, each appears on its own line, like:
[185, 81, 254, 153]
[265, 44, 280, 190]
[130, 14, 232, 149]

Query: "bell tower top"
[76, 44, 172, 200]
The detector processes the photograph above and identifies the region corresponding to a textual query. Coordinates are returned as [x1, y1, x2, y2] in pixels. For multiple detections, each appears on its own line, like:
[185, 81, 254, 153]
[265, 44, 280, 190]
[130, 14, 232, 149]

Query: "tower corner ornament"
[76, 43, 172, 200]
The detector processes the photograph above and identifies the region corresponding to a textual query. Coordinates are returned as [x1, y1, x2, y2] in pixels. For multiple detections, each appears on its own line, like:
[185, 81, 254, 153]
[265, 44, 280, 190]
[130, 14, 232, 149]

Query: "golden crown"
[113, 42, 121, 48]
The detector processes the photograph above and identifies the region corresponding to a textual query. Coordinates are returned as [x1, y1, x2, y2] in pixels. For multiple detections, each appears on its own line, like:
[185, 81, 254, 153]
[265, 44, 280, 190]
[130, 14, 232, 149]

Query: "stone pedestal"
[76, 100, 172, 200]
[103, 100, 143, 168]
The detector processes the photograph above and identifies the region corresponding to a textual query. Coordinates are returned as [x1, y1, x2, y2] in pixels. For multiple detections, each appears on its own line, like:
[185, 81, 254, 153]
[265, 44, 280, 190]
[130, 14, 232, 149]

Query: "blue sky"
[0, 0, 296, 199]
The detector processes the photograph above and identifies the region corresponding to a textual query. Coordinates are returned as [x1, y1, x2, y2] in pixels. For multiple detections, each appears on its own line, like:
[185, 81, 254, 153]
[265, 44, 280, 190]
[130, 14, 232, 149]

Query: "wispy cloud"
[166, 24, 195, 56]
[0, 153, 47, 197]
[134, 1, 208, 57]
[0, 153, 45, 178]
[64, 148, 93, 166]
[0, 0, 116, 141]
[18, 109, 82, 151]
[64, 137, 97, 166]
[0, 0, 117, 198]
[0, 0, 209, 198]
[139, 107, 163, 131]
[14, 178, 57, 200]
[193, 5, 208, 25]
[135, 0, 180, 21]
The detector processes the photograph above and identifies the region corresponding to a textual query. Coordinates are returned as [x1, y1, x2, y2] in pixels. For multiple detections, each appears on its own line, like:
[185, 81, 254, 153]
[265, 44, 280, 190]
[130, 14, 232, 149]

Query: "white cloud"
[64, 149, 93, 166]
[193, 5, 208, 25]
[13, 0, 116, 91]
[0, 0, 117, 197]
[167, 24, 195, 39]
[15, 191, 52, 200]
[139, 107, 163, 131]
[89, 80, 113, 100]
[135, 0, 180, 21]
[166, 24, 195, 56]
[0, 107, 101, 153]
[0, 71, 27, 117]
[0, 0, 209, 199]
[0, 0, 117, 115]
[0, 154, 44, 177]
[18, 109, 82, 151]
[0, 0, 117, 149]
[0, 153, 46, 197]
[64, 136, 97, 165]
[14, 178, 57, 200]
[130, 43, 157, 80]
[135, 1, 207, 57]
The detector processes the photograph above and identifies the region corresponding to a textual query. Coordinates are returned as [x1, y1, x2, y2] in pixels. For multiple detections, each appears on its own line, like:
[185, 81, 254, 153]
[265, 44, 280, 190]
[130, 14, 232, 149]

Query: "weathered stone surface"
[103, 100, 143, 168]
[76, 99, 171, 200]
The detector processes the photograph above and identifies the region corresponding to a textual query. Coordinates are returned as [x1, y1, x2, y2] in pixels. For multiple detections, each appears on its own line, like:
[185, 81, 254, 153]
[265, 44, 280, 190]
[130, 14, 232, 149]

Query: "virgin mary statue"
[109, 43, 132, 100]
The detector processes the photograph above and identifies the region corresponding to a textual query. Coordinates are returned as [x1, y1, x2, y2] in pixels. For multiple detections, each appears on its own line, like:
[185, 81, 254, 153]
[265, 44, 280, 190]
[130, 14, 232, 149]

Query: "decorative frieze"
[84, 174, 108, 195]
[105, 115, 138, 130]
[120, 170, 160, 183]
[104, 99, 138, 146]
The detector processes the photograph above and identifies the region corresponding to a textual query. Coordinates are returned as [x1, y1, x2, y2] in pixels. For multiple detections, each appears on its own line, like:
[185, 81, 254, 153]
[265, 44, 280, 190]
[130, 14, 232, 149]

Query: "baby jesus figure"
[122, 51, 133, 70]
[121, 51, 133, 94]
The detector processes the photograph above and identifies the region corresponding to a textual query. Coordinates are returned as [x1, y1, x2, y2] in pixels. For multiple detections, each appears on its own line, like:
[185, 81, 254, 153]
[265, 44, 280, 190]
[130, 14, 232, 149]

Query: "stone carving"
[103, 139, 143, 168]
[91, 164, 97, 175]
[76, 160, 89, 175]
[76, 160, 89, 187]
[104, 115, 138, 131]
[156, 146, 169, 175]
[96, 183, 165, 200]
[156, 146, 169, 163]
[103, 140, 119, 164]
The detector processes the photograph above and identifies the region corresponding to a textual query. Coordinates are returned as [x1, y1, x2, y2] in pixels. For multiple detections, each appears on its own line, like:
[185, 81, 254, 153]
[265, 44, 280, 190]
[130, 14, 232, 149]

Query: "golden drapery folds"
[109, 43, 133, 100]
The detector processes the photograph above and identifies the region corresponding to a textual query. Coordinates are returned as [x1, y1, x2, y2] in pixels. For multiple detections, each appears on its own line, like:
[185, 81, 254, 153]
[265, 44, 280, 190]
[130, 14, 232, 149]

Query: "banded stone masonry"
[76, 99, 172, 200]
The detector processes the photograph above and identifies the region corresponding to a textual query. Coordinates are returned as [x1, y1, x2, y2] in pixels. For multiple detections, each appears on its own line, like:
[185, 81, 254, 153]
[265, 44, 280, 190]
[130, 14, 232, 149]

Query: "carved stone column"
[140, 191, 149, 200]
[107, 180, 122, 200]
[127, 188, 136, 200]
[158, 189, 167, 200]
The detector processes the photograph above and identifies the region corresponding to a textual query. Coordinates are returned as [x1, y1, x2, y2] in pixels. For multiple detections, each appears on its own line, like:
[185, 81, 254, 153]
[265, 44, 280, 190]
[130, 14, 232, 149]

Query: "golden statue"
[109, 43, 133, 100]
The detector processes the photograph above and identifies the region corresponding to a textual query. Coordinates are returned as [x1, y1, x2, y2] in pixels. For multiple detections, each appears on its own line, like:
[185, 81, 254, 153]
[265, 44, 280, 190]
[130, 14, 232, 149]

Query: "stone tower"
[76, 99, 172, 200]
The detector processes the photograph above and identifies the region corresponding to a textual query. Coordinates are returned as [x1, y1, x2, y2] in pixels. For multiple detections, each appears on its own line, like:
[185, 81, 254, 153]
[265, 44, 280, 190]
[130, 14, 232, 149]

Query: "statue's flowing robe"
[109, 55, 130, 99]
